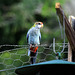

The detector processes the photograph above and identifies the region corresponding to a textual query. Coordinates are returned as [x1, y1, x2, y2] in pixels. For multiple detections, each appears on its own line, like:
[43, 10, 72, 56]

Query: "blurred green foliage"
[0, 0, 69, 74]
[0, 0, 67, 47]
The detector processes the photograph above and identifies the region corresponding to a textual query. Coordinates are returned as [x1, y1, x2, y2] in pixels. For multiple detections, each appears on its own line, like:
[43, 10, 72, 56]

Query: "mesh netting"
[0, 43, 68, 75]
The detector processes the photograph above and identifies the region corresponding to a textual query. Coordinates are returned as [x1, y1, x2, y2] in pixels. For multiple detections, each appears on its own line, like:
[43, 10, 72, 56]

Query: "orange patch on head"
[35, 22, 43, 25]
[41, 22, 43, 25]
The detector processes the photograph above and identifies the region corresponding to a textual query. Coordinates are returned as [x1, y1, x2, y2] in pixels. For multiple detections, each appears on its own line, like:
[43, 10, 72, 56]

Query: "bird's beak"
[41, 24, 43, 28]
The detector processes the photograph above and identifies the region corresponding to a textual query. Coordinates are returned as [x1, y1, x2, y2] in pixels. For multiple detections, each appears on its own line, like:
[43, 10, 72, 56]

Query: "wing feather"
[39, 33, 41, 42]
[26, 32, 29, 43]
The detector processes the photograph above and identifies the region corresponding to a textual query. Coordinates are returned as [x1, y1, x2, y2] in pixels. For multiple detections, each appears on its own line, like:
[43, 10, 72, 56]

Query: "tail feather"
[28, 49, 30, 56]
[30, 46, 38, 64]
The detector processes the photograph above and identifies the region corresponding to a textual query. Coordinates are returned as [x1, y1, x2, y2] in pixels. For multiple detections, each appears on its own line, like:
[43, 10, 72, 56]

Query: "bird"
[26, 22, 43, 64]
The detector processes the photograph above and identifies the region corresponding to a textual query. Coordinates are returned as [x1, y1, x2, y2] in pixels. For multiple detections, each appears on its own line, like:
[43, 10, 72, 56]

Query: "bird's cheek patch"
[38, 25, 41, 28]
[41, 24, 43, 28]
[41, 22, 43, 25]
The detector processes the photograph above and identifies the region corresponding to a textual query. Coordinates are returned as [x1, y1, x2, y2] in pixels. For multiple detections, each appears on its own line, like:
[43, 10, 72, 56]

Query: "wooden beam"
[68, 43, 72, 62]
[68, 16, 73, 62]
[69, 16, 75, 62]
[55, 3, 75, 51]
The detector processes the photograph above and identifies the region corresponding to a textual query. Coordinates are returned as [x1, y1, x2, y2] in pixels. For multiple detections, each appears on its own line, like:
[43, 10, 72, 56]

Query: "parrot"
[26, 22, 43, 64]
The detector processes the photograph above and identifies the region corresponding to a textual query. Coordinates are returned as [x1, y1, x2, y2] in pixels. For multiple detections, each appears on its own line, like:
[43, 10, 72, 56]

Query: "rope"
[52, 11, 66, 60]
[53, 38, 56, 54]
[0, 45, 28, 47]
[56, 13, 63, 38]
[56, 10, 66, 54]
[0, 43, 68, 53]
[0, 44, 48, 52]
[0, 44, 48, 47]
[61, 11, 65, 53]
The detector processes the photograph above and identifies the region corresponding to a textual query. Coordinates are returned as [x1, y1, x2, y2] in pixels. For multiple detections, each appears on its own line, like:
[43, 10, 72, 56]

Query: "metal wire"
[53, 38, 56, 54]
[0, 43, 68, 74]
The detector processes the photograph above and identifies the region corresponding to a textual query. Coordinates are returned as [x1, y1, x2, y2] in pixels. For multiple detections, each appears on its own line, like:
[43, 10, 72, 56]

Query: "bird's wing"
[26, 32, 29, 43]
[26, 27, 34, 43]
[27, 28, 31, 43]
[39, 32, 41, 42]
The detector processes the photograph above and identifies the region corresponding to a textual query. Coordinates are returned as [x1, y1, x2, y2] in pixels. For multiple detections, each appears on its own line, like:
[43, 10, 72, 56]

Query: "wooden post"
[68, 43, 72, 62]
[69, 16, 75, 62]
[68, 16, 72, 62]
[68, 16, 75, 62]
[55, 3, 75, 62]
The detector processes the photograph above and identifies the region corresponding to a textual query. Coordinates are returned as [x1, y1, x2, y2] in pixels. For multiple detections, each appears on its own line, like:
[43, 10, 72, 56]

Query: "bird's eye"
[38, 23, 41, 25]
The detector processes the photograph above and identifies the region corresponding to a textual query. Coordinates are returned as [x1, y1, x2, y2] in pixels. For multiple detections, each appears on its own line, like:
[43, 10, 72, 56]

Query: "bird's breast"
[30, 29, 40, 36]
[28, 29, 40, 44]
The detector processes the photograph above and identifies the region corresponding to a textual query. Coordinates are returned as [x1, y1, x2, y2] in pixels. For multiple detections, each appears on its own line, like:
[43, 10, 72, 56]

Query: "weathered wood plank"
[68, 42, 72, 62]
[55, 3, 75, 51]
[69, 16, 75, 62]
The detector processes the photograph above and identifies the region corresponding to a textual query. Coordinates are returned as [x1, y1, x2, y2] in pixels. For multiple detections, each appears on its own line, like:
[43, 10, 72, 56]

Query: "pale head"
[34, 22, 43, 29]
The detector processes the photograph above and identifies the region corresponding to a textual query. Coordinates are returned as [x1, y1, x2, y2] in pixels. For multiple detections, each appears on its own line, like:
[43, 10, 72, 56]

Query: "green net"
[0, 43, 68, 75]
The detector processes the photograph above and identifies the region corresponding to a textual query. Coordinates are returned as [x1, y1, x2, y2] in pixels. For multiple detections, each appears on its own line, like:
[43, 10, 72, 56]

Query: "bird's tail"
[28, 49, 30, 56]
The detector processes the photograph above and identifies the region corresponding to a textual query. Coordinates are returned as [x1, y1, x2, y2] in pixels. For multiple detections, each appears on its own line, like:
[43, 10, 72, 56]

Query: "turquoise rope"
[56, 52, 61, 60]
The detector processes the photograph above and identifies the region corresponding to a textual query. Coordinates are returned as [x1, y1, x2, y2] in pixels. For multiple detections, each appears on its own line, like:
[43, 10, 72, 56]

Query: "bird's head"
[33, 22, 43, 29]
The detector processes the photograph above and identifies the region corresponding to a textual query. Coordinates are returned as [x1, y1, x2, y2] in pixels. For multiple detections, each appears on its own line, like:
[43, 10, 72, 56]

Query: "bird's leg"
[30, 44, 32, 48]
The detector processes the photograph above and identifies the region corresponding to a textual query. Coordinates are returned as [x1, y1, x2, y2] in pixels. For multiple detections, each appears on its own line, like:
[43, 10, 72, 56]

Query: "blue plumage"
[27, 26, 41, 45]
